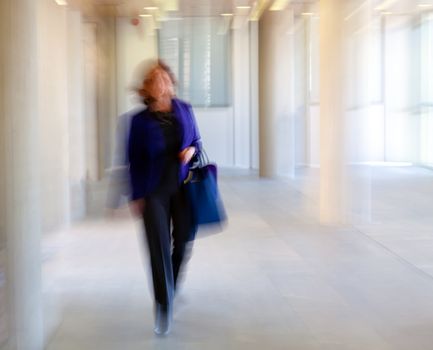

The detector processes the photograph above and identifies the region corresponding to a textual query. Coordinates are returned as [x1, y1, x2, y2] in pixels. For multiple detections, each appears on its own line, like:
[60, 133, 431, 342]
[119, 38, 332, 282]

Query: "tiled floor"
[44, 167, 433, 350]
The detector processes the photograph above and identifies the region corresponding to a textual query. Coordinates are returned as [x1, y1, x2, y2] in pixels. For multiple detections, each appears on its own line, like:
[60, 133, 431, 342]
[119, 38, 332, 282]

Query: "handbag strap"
[190, 148, 209, 169]
[197, 148, 210, 166]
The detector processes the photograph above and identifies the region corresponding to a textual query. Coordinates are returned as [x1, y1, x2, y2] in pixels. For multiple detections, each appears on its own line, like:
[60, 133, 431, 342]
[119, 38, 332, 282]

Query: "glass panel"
[158, 17, 231, 107]
[420, 13, 433, 166]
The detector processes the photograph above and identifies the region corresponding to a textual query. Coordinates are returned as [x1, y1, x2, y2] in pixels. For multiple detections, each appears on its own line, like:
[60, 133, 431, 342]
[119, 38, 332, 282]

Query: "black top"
[152, 111, 181, 195]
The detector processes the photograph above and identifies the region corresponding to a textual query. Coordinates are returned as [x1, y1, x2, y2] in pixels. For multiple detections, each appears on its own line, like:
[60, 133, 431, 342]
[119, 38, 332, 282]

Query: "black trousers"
[143, 185, 194, 307]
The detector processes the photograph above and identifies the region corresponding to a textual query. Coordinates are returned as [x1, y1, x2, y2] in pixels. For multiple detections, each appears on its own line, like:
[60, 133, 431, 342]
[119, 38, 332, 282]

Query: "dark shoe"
[154, 303, 172, 336]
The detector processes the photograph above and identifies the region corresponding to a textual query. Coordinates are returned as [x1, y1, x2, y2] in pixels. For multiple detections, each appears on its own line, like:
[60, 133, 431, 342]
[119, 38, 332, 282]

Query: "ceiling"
[68, 0, 253, 17]
[67, 0, 319, 17]
[66, 0, 433, 18]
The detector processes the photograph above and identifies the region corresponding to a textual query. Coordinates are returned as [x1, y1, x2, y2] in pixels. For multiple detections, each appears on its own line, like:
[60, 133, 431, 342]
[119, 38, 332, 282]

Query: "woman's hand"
[129, 199, 145, 217]
[179, 146, 196, 165]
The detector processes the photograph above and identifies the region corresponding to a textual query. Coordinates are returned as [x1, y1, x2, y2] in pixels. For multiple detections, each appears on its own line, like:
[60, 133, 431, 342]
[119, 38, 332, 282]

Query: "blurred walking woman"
[128, 59, 200, 335]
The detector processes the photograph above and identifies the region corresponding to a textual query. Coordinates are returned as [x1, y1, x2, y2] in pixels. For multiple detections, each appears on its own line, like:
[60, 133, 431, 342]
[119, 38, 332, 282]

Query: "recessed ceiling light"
[236, 6, 251, 9]
[270, 0, 291, 11]
[55, 0, 67, 5]
[143, 6, 158, 10]
[139, 14, 153, 17]
[374, 0, 398, 11]
[221, 13, 234, 17]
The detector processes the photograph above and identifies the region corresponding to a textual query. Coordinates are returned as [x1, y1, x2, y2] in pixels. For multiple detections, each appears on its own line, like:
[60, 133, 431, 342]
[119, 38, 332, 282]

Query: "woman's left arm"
[179, 147, 196, 165]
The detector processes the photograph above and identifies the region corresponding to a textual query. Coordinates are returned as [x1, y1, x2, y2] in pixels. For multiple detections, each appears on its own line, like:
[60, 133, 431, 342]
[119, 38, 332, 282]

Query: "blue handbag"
[184, 151, 227, 227]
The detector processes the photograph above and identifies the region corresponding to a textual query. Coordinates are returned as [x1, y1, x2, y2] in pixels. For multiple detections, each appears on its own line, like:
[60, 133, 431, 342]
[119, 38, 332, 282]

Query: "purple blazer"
[128, 98, 201, 201]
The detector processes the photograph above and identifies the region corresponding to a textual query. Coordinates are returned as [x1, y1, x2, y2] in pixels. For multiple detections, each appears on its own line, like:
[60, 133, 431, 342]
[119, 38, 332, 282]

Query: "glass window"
[420, 12, 433, 166]
[158, 17, 232, 107]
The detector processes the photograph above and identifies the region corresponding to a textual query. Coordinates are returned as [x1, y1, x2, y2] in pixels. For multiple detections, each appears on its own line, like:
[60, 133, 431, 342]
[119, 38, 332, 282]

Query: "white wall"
[194, 108, 234, 167]
[68, 10, 86, 221]
[198, 20, 257, 168]
[116, 17, 158, 115]
[385, 15, 419, 162]
[37, 0, 70, 231]
[233, 18, 251, 168]
[82, 16, 119, 180]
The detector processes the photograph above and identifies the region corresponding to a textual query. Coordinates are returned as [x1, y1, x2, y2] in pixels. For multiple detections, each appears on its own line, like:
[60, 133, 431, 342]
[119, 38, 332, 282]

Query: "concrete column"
[319, 0, 373, 224]
[250, 21, 260, 170]
[319, 0, 348, 224]
[68, 10, 87, 221]
[0, 0, 43, 349]
[83, 22, 100, 182]
[233, 18, 251, 169]
[259, 8, 296, 178]
[96, 13, 118, 177]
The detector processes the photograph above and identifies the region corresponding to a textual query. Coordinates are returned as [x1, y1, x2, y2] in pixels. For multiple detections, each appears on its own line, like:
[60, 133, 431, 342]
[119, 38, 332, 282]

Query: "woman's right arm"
[127, 117, 148, 217]
[128, 117, 146, 202]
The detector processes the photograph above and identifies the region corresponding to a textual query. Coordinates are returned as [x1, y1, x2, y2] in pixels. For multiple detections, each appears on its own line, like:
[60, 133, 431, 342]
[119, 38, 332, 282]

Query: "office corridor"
[44, 168, 433, 350]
